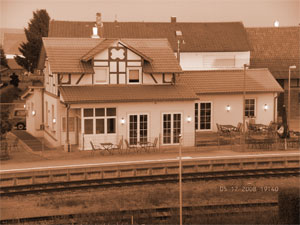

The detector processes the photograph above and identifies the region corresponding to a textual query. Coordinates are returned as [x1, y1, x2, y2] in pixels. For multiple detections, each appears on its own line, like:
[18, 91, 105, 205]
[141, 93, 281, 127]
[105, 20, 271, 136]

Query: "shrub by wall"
[278, 186, 300, 224]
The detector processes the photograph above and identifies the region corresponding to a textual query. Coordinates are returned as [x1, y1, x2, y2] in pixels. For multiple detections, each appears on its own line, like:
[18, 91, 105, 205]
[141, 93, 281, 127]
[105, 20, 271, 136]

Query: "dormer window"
[128, 68, 142, 84]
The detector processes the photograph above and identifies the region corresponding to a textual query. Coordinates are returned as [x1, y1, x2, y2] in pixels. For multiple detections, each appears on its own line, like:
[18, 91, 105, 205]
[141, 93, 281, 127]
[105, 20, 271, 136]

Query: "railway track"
[1, 155, 299, 196]
[0, 201, 278, 224]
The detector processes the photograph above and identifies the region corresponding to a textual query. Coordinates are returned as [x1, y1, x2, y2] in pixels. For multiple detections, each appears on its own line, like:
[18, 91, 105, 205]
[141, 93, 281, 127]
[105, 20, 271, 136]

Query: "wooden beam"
[150, 73, 158, 84]
[76, 73, 84, 85]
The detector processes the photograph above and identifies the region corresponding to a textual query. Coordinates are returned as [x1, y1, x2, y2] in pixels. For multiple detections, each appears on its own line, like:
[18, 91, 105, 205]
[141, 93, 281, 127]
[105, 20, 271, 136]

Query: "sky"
[0, 0, 299, 29]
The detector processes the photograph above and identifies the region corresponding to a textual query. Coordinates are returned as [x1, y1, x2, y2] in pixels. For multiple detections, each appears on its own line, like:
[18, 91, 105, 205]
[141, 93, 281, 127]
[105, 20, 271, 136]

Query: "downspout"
[66, 103, 70, 152]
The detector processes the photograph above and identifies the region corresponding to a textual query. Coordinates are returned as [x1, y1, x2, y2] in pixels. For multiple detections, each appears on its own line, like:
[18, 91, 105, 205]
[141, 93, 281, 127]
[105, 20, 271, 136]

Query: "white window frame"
[127, 113, 149, 145]
[161, 112, 182, 145]
[127, 67, 142, 84]
[245, 98, 256, 118]
[196, 101, 213, 131]
[83, 108, 117, 135]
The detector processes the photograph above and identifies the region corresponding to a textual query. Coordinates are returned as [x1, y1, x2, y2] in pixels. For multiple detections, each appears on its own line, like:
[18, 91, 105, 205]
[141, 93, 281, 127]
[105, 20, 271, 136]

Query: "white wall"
[69, 101, 195, 150]
[197, 92, 276, 132]
[25, 89, 43, 137]
[180, 51, 250, 71]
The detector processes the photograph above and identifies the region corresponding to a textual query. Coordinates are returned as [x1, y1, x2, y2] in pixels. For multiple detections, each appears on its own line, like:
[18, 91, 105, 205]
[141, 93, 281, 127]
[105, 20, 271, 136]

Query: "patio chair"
[90, 141, 103, 155]
[111, 139, 123, 154]
[148, 137, 158, 152]
[125, 139, 137, 154]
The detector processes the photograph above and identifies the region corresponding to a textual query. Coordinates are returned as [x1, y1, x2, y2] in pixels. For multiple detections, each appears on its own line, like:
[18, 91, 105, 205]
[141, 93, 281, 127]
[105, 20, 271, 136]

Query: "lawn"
[1, 176, 299, 223]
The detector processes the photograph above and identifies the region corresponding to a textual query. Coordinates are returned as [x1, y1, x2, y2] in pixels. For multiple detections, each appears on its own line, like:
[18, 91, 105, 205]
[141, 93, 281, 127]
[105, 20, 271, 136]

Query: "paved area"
[1, 131, 299, 171]
[0, 130, 300, 171]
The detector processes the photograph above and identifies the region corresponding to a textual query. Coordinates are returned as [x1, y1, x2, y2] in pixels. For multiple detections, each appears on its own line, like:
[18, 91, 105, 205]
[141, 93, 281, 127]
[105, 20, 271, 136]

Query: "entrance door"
[162, 113, 181, 144]
[129, 114, 148, 145]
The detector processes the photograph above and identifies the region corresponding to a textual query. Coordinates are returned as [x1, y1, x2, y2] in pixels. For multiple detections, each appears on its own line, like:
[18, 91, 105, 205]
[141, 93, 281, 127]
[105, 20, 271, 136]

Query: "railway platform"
[1, 130, 299, 172]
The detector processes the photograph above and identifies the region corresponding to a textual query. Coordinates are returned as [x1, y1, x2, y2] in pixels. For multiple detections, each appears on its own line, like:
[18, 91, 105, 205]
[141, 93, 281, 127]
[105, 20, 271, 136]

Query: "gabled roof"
[43, 37, 182, 74]
[2, 33, 26, 55]
[178, 69, 283, 94]
[42, 37, 100, 74]
[246, 27, 300, 79]
[59, 84, 198, 104]
[49, 20, 250, 52]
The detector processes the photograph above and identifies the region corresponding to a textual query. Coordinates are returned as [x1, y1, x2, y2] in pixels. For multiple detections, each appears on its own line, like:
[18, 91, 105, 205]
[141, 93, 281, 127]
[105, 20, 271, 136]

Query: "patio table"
[101, 142, 114, 154]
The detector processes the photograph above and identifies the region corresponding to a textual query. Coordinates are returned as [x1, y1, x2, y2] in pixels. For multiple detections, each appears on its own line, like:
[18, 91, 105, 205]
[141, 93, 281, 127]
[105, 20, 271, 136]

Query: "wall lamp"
[186, 116, 192, 123]
[23, 104, 26, 109]
[120, 118, 126, 125]
[31, 110, 36, 116]
[264, 104, 269, 111]
[52, 118, 56, 124]
[226, 105, 231, 112]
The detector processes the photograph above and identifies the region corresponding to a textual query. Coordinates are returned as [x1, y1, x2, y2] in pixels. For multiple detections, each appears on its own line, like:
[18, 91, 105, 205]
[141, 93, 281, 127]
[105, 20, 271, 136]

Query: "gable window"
[245, 99, 255, 117]
[94, 67, 108, 84]
[128, 68, 141, 84]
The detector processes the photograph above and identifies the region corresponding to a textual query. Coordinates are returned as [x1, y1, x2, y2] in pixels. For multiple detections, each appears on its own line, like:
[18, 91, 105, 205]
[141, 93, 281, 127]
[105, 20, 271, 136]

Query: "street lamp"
[288, 65, 296, 128]
[243, 64, 249, 150]
[178, 133, 183, 225]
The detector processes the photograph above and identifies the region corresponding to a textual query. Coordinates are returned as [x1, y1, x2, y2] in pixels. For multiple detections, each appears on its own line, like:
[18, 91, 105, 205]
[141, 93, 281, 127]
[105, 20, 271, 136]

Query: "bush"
[278, 186, 300, 224]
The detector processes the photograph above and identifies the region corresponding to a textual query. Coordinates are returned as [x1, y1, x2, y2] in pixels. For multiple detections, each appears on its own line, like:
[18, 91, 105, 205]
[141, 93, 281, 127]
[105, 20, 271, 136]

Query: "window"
[94, 67, 108, 83]
[62, 117, 75, 132]
[128, 68, 141, 83]
[129, 114, 148, 145]
[45, 101, 48, 126]
[162, 113, 181, 144]
[199, 103, 211, 130]
[245, 99, 255, 117]
[83, 108, 116, 135]
[195, 103, 198, 130]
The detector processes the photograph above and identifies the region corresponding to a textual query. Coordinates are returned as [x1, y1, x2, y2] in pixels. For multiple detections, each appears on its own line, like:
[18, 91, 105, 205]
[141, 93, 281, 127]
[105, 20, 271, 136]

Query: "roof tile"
[59, 84, 198, 104]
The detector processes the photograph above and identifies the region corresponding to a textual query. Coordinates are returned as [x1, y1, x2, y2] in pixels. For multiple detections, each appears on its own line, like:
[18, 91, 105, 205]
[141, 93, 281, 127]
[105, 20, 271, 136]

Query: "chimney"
[171, 16, 177, 23]
[91, 13, 102, 38]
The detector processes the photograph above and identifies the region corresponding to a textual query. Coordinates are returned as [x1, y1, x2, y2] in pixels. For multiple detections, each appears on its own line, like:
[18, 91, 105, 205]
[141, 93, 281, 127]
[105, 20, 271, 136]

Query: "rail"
[0, 201, 278, 224]
[1, 154, 299, 192]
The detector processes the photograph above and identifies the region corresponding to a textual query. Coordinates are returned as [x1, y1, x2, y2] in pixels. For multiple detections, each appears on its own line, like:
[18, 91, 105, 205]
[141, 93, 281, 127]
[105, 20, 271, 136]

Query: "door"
[195, 102, 212, 130]
[162, 113, 181, 144]
[129, 114, 148, 145]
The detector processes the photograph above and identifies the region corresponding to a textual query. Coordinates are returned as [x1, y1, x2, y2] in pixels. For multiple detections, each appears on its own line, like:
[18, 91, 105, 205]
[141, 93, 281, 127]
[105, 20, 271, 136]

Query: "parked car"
[10, 108, 26, 130]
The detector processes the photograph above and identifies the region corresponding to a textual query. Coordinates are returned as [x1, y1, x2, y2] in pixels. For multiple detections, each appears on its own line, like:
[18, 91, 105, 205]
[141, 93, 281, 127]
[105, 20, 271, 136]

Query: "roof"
[59, 84, 198, 104]
[42, 37, 182, 74]
[2, 33, 26, 55]
[246, 27, 300, 79]
[178, 69, 283, 94]
[7, 59, 23, 70]
[48, 20, 250, 52]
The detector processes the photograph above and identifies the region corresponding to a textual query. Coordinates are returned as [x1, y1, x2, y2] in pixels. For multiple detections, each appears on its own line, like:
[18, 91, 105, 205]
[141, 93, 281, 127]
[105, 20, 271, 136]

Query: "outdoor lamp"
[274, 20, 279, 27]
[264, 104, 268, 111]
[92, 26, 98, 36]
[23, 104, 26, 109]
[120, 118, 125, 125]
[186, 116, 192, 123]
[226, 105, 231, 112]
[32, 110, 36, 116]
[52, 118, 56, 124]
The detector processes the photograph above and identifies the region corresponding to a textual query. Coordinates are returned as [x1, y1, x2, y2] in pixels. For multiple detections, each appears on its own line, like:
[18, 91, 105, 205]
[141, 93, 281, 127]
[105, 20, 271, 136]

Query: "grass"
[1, 176, 299, 223]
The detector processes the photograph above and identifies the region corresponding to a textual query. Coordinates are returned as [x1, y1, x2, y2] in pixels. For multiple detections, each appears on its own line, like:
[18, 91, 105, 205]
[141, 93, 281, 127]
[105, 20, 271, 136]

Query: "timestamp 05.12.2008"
[219, 185, 279, 192]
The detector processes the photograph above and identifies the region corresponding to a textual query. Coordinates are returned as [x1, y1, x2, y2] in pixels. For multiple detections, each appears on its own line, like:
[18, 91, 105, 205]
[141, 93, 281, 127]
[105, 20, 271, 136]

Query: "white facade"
[195, 92, 277, 132]
[179, 51, 250, 70]
[24, 88, 44, 137]
[57, 101, 195, 150]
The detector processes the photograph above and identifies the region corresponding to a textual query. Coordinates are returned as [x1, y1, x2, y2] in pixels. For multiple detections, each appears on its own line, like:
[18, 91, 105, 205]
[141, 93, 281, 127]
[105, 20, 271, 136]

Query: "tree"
[0, 47, 8, 69]
[15, 9, 50, 73]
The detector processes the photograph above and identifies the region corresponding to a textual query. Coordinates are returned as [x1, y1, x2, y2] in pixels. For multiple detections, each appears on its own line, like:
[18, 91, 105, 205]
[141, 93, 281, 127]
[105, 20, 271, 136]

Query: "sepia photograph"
[0, 0, 299, 224]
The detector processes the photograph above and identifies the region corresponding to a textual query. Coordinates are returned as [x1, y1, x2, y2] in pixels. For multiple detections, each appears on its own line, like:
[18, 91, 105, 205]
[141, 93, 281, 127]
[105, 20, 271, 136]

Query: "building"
[246, 27, 300, 120]
[22, 15, 284, 150]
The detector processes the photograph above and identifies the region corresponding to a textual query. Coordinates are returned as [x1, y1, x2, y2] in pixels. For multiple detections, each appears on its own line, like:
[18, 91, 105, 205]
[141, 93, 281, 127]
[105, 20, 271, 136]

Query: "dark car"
[10, 109, 26, 130]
